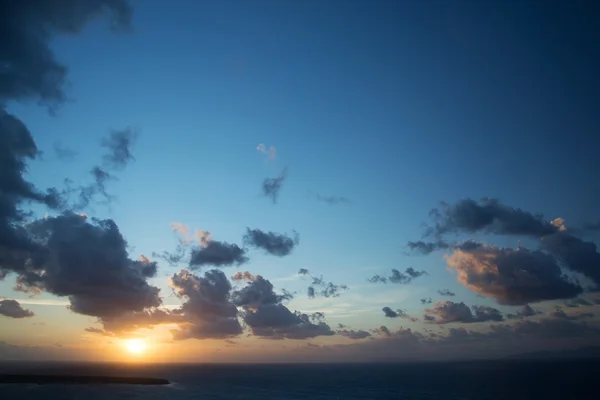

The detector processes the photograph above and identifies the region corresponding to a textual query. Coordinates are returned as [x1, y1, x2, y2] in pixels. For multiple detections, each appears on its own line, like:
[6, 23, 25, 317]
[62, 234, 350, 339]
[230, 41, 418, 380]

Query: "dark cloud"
[337, 329, 371, 339]
[564, 297, 593, 308]
[437, 289, 456, 297]
[549, 306, 594, 321]
[541, 232, 600, 288]
[420, 297, 432, 304]
[0, 0, 132, 107]
[101, 128, 138, 170]
[312, 193, 352, 205]
[231, 271, 256, 282]
[53, 141, 77, 161]
[6, 214, 162, 328]
[243, 228, 299, 257]
[446, 244, 582, 305]
[424, 301, 503, 324]
[506, 304, 541, 319]
[233, 275, 334, 339]
[0, 299, 34, 318]
[170, 269, 243, 340]
[368, 268, 427, 284]
[301, 271, 348, 299]
[426, 198, 558, 238]
[262, 167, 288, 203]
[189, 240, 248, 268]
[382, 307, 417, 322]
[407, 240, 450, 255]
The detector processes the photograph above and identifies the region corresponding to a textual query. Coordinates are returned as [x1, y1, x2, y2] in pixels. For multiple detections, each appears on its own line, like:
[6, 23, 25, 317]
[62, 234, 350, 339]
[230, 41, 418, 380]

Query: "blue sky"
[1, 0, 600, 362]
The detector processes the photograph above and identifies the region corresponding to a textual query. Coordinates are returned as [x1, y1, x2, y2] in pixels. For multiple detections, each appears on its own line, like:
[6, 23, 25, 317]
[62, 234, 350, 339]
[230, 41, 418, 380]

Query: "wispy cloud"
[256, 144, 277, 161]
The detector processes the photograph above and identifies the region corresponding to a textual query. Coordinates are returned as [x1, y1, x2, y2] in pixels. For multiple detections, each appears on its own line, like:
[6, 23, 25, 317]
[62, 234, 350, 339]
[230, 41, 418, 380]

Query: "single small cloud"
[337, 329, 371, 340]
[102, 128, 138, 170]
[256, 144, 277, 160]
[243, 228, 299, 257]
[437, 289, 456, 297]
[382, 307, 417, 322]
[506, 304, 541, 319]
[262, 167, 288, 203]
[420, 297, 432, 304]
[312, 193, 352, 206]
[172, 222, 211, 246]
[0, 299, 34, 318]
[300, 270, 348, 299]
[231, 271, 256, 282]
[189, 241, 248, 268]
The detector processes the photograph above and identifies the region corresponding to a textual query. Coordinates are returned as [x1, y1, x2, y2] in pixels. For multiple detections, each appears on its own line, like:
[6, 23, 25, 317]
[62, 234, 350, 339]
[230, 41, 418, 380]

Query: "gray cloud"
[262, 167, 288, 203]
[426, 198, 558, 238]
[243, 228, 299, 257]
[437, 289, 456, 297]
[446, 244, 582, 305]
[169, 269, 242, 340]
[541, 232, 600, 288]
[420, 297, 432, 304]
[407, 240, 450, 255]
[337, 329, 371, 339]
[0, 0, 132, 107]
[53, 141, 77, 161]
[299, 270, 348, 299]
[368, 268, 427, 284]
[233, 276, 334, 339]
[190, 240, 248, 268]
[101, 128, 138, 170]
[548, 306, 594, 321]
[312, 193, 352, 206]
[424, 301, 503, 324]
[506, 304, 541, 319]
[564, 297, 593, 308]
[382, 307, 417, 322]
[0, 299, 34, 318]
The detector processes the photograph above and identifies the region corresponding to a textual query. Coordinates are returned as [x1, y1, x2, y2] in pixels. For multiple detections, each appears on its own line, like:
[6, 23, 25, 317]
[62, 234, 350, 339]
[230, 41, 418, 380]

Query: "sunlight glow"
[125, 339, 147, 354]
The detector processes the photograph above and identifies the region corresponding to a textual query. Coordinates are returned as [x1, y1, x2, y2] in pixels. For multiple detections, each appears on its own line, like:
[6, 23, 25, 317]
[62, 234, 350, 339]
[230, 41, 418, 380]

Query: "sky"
[1, 0, 600, 363]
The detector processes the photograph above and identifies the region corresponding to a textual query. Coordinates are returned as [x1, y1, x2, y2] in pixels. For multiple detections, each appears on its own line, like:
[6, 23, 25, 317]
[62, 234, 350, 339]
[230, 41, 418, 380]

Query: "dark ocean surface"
[0, 360, 597, 399]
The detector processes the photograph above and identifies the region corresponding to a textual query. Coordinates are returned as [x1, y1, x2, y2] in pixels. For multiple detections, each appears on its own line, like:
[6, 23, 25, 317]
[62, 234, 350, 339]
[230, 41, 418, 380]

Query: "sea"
[0, 360, 597, 399]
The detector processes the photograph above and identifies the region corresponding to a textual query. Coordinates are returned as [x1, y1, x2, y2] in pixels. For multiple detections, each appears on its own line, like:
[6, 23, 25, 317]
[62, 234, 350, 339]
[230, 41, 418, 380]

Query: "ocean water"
[0, 360, 597, 399]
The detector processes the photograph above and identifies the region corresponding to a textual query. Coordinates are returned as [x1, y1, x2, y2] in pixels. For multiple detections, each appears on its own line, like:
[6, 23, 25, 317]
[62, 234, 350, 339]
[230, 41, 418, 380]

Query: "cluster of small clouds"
[368, 267, 427, 284]
[298, 269, 348, 299]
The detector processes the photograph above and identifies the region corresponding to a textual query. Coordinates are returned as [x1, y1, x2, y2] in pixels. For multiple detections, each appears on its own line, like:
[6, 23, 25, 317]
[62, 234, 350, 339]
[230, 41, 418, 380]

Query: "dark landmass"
[503, 346, 600, 360]
[0, 374, 169, 385]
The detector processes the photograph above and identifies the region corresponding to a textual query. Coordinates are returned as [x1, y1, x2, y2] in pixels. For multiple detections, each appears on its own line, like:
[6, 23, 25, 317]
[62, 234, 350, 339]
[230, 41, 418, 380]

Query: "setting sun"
[125, 339, 146, 354]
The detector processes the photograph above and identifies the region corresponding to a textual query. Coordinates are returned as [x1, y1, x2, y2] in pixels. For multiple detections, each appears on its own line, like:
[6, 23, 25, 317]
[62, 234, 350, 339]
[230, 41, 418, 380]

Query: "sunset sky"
[1, 0, 600, 363]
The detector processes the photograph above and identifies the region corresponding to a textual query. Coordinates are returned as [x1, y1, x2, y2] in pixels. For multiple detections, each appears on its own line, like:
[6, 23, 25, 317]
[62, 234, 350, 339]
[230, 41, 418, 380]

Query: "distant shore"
[0, 374, 170, 385]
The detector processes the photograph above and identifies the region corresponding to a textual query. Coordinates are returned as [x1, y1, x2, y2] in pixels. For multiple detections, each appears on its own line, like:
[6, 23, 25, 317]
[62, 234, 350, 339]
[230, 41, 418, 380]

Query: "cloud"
[0, 0, 132, 107]
[169, 269, 243, 340]
[0, 299, 34, 318]
[171, 222, 211, 246]
[368, 268, 427, 284]
[232, 276, 334, 339]
[564, 298, 593, 308]
[53, 141, 77, 161]
[548, 306, 594, 321]
[437, 289, 456, 297]
[5, 214, 162, 330]
[446, 244, 582, 305]
[84, 327, 114, 337]
[337, 329, 371, 339]
[256, 144, 276, 160]
[425, 198, 558, 238]
[407, 240, 450, 255]
[231, 271, 257, 282]
[420, 297, 432, 304]
[424, 301, 503, 324]
[382, 307, 417, 322]
[299, 270, 348, 298]
[243, 228, 299, 257]
[506, 305, 541, 319]
[189, 240, 248, 268]
[262, 167, 288, 203]
[101, 128, 138, 170]
[312, 193, 352, 205]
[541, 232, 600, 288]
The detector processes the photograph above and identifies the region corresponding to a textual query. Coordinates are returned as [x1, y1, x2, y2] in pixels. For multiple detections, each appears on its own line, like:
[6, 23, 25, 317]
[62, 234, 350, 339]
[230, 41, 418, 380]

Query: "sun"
[125, 339, 147, 354]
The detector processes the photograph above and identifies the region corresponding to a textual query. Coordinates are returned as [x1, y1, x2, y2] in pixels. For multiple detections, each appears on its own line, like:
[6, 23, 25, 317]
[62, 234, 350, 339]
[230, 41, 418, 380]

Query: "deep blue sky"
[2, 0, 600, 360]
